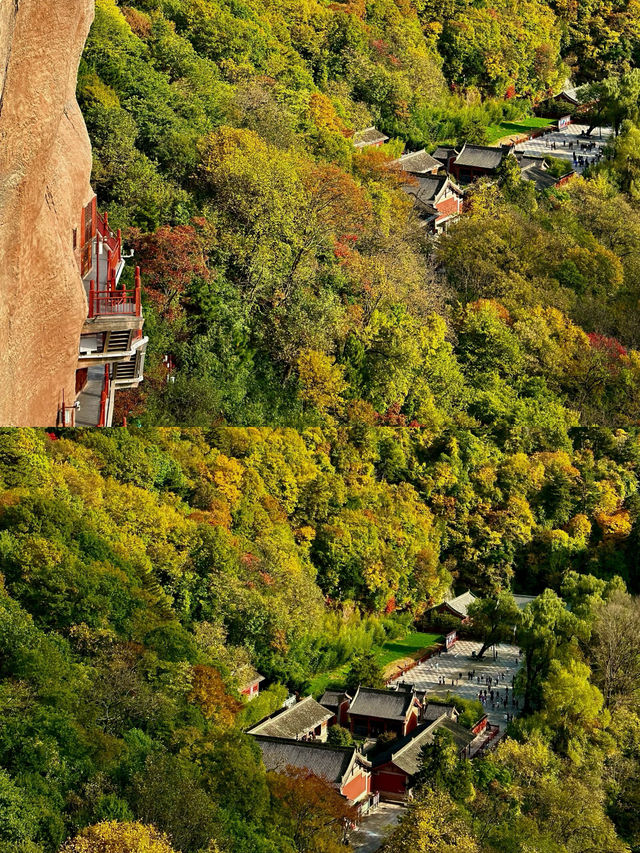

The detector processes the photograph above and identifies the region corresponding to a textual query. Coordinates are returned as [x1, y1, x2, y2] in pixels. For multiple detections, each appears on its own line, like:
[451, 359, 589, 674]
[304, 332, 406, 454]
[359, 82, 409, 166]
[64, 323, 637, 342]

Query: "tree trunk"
[476, 641, 491, 659]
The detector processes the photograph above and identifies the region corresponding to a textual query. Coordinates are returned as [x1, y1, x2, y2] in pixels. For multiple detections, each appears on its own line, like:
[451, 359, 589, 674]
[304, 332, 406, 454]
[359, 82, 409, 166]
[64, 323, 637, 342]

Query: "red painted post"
[104, 211, 108, 232]
[89, 279, 95, 318]
[135, 266, 141, 316]
[117, 229, 122, 265]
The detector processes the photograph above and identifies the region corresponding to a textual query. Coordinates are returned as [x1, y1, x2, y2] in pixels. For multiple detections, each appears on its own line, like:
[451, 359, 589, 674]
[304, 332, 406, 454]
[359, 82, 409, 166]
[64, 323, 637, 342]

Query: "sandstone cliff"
[0, 0, 94, 426]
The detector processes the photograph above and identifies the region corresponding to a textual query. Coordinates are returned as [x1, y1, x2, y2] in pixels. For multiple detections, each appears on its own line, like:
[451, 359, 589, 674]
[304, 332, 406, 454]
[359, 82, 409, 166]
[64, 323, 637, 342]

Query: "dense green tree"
[345, 650, 385, 693]
[468, 592, 521, 658]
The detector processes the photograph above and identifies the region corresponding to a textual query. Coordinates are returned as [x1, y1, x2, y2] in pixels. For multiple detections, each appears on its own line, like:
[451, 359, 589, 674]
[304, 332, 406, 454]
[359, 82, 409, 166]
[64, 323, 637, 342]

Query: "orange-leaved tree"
[189, 664, 242, 726]
[268, 767, 357, 853]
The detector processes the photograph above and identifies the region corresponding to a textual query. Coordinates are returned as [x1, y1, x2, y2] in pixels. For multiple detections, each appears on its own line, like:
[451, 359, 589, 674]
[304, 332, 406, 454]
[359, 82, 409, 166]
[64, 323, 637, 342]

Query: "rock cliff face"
[0, 0, 94, 426]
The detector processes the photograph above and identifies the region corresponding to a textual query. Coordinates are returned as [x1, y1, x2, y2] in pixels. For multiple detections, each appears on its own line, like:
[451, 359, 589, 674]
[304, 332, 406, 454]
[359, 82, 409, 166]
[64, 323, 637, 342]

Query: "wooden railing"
[474, 724, 501, 757]
[471, 714, 489, 735]
[88, 266, 142, 318]
[96, 210, 122, 279]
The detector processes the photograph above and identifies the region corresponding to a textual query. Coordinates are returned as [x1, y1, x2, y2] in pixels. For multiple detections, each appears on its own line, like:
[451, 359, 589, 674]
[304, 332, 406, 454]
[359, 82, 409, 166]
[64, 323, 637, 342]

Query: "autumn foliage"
[61, 822, 177, 853]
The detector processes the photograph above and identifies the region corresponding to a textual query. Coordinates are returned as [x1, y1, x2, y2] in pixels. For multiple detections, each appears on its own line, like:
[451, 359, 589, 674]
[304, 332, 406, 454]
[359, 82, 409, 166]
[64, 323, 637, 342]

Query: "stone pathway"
[350, 803, 405, 852]
[399, 639, 523, 734]
[513, 123, 613, 174]
[75, 364, 108, 427]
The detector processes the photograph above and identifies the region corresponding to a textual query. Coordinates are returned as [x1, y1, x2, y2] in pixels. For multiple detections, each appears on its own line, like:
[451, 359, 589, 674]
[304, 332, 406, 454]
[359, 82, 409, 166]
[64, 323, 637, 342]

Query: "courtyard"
[398, 639, 524, 732]
[513, 122, 613, 173]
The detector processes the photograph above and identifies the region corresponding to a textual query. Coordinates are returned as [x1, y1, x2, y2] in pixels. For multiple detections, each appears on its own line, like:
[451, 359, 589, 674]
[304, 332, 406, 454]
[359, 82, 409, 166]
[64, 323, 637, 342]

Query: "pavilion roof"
[253, 736, 367, 785]
[441, 589, 477, 618]
[248, 695, 331, 739]
[239, 667, 265, 690]
[513, 594, 537, 610]
[348, 686, 418, 721]
[454, 144, 505, 170]
[353, 126, 389, 148]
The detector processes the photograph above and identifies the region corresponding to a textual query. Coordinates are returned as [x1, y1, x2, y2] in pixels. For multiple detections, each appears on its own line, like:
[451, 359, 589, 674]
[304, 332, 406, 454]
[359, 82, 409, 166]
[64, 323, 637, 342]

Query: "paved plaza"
[513, 123, 613, 174]
[399, 639, 523, 732]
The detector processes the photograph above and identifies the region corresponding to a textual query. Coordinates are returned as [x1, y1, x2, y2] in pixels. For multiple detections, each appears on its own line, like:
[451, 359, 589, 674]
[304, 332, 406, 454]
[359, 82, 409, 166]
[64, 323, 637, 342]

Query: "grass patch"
[375, 631, 441, 675]
[309, 663, 352, 697]
[486, 117, 554, 144]
[309, 631, 441, 696]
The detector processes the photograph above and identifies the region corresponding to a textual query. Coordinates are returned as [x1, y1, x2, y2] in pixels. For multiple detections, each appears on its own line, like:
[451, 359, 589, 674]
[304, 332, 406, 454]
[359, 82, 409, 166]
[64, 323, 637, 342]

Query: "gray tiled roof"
[403, 175, 447, 205]
[378, 717, 475, 777]
[349, 686, 417, 721]
[240, 669, 265, 690]
[393, 149, 441, 174]
[422, 702, 457, 722]
[319, 690, 351, 710]
[454, 144, 504, 170]
[402, 174, 463, 210]
[353, 126, 389, 148]
[432, 146, 459, 164]
[253, 736, 360, 784]
[248, 696, 332, 739]
[516, 152, 546, 167]
[513, 594, 536, 610]
[436, 717, 476, 751]
[442, 589, 477, 618]
[559, 86, 580, 104]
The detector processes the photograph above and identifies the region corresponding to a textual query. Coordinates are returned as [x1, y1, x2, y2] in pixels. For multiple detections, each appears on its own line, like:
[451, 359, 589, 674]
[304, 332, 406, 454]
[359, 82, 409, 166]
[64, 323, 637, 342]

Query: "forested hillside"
[6, 0, 640, 849]
[76, 0, 640, 429]
[1, 427, 640, 851]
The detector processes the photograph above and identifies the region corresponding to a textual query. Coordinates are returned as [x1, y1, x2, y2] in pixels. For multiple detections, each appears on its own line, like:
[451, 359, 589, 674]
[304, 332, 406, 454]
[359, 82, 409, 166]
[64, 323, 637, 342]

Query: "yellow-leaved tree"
[384, 789, 479, 853]
[60, 821, 178, 852]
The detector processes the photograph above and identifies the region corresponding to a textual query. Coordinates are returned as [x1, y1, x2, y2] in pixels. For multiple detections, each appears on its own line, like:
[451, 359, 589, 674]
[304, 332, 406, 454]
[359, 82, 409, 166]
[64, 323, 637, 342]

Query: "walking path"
[350, 803, 405, 852]
[75, 365, 107, 427]
[513, 123, 613, 173]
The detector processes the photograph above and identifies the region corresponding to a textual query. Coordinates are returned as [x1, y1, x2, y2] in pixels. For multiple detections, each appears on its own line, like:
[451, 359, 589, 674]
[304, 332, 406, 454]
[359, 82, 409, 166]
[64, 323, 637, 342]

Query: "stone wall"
[0, 0, 94, 425]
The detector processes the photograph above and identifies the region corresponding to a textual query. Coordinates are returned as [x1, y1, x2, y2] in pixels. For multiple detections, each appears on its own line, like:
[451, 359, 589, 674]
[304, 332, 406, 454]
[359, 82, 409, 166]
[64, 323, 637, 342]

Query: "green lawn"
[309, 631, 441, 697]
[374, 631, 441, 670]
[486, 117, 554, 144]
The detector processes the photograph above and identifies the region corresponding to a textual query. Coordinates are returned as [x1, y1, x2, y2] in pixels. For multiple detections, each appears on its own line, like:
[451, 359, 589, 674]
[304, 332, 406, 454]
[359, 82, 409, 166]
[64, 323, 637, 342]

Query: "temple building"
[347, 686, 421, 738]
[430, 590, 478, 624]
[371, 716, 475, 800]
[252, 736, 373, 804]
[450, 144, 510, 182]
[247, 695, 333, 742]
[59, 195, 148, 426]
[402, 175, 464, 233]
[352, 127, 389, 149]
